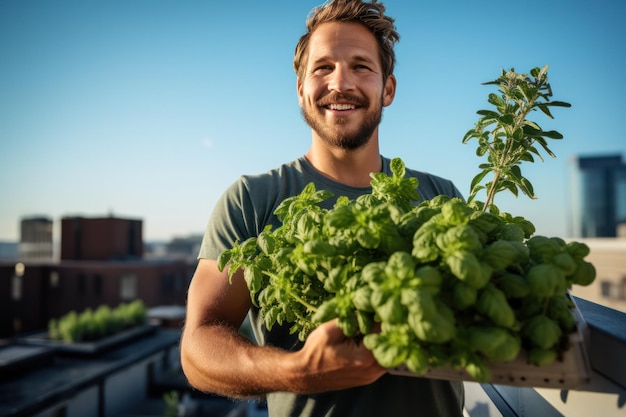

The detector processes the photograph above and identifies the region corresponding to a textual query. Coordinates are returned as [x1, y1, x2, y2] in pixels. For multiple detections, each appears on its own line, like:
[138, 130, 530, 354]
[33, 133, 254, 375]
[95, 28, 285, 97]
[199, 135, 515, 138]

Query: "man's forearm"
[180, 323, 298, 398]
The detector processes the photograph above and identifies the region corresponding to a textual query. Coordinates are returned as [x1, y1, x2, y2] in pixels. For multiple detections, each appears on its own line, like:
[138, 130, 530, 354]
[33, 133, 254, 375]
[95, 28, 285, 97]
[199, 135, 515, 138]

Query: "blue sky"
[1, 0, 625, 243]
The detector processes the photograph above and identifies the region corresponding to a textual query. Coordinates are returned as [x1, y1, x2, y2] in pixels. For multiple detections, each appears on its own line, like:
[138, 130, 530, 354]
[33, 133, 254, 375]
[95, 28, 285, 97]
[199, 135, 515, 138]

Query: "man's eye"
[314, 65, 333, 73]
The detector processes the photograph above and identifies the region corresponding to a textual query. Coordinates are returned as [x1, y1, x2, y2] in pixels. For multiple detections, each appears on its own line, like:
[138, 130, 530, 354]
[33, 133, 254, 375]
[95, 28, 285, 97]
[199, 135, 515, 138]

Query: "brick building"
[61, 216, 143, 260]
[0, 216, 193, 338]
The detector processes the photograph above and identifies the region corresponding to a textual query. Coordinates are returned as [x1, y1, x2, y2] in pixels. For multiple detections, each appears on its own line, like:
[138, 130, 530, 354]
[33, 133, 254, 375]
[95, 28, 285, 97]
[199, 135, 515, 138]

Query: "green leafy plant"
[218, 66, 595, 382]
[163, 390, 179, 417]
[48, 300, 147, 343]
[462, 65, 571, 208]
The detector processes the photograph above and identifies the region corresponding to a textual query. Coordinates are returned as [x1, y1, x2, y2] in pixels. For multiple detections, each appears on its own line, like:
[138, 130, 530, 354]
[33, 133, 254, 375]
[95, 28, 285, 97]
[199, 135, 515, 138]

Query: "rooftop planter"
[22, 300, 156, 356]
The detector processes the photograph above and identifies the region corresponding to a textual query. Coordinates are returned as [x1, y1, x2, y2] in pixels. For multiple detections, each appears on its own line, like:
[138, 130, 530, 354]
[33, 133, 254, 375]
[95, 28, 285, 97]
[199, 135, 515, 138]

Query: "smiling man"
[298, 21, 394, 152]
[180, 1, 465, 416]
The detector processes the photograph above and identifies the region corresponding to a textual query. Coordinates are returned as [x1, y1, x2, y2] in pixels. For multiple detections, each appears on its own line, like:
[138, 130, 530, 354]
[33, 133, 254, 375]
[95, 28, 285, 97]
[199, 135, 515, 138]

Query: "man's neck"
[305, 139, 382, 188]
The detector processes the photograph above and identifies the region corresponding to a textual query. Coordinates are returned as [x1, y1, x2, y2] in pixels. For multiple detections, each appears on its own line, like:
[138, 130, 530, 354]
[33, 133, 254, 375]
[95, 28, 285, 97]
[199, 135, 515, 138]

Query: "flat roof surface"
[0, 328, 180, 417]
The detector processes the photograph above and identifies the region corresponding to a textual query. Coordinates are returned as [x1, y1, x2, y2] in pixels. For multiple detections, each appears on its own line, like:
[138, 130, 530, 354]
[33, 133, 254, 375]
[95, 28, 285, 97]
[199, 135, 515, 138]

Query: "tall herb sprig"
[462, 65, 571, 209]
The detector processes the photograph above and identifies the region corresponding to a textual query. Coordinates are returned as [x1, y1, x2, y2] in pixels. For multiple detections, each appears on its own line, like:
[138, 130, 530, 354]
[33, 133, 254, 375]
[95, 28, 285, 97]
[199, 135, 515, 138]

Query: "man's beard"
[301, 93, 383, 150]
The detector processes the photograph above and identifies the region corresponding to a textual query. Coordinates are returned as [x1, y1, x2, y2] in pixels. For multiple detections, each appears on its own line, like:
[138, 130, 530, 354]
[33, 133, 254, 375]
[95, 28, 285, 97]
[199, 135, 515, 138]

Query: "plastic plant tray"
[21, 324, 158, 356]
[388, 297, 591, 389]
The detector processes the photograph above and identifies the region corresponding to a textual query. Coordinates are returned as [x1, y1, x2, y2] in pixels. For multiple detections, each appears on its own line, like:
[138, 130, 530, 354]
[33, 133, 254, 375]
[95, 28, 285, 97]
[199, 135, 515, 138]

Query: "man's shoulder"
[227, 157, 311, 211]
[239, 158, 306, 186]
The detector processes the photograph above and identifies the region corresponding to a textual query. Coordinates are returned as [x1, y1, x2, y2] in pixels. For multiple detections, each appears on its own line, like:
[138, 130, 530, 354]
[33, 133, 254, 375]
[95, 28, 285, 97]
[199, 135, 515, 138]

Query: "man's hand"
[287, 319, 387, 394]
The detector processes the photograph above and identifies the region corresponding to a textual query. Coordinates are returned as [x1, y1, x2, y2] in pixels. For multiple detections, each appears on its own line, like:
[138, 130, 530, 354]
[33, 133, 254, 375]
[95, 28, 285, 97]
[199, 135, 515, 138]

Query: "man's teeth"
[328, 103, 356, 110]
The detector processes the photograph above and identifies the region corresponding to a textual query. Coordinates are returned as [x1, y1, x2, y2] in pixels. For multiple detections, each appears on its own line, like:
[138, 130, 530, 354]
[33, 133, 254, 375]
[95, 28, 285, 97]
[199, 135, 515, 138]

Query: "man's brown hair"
[293, 0, 399, 81]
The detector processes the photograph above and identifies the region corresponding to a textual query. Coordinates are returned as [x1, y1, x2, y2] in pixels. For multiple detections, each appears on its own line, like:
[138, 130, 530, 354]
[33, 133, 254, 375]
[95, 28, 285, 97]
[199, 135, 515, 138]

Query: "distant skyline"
[1, 0, 625, 243]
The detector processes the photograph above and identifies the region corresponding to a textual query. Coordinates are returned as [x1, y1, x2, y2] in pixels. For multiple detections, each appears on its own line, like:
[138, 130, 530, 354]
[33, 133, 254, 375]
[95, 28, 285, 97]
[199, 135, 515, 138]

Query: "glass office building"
[571, 154, 626, 237]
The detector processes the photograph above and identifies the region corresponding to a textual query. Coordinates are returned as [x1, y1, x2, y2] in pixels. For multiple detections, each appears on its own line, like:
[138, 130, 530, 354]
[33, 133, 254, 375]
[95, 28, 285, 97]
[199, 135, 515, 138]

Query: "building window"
[120, 274, 137, 300]
[94, 274, 103, 296]
[13, 318, 22, 334]
[50, 271, 60, 287]
[162, 273, 173, 292]
[600, 279, 626, 300]
[77, 273, 86, 294]
[12, 262, 24, 300]
[11, 275, 22, 300]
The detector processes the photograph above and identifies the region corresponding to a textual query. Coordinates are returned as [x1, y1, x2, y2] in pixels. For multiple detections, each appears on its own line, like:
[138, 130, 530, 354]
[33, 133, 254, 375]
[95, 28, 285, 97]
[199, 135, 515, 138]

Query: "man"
[180, 1, 465, 415]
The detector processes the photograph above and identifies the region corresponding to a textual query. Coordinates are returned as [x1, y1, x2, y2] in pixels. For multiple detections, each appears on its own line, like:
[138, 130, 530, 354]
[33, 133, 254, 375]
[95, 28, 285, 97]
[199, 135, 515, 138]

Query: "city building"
[569, 154, 626, 238]
[0, 216, 192, 338]
[0, 259, 193, 337]
[18, 217, 53, 261]
[61, 216, 143, 261]
[562, 153, 626, 314]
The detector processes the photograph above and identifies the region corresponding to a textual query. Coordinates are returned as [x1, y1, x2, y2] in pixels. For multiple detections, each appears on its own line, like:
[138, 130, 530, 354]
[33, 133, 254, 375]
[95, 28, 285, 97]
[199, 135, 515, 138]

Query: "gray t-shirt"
[198, 156, 465, 417]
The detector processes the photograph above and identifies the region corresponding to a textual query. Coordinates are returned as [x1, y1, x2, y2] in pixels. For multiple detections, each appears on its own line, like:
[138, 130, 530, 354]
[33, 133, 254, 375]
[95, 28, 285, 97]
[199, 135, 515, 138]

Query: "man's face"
[298, 21, 396, 150]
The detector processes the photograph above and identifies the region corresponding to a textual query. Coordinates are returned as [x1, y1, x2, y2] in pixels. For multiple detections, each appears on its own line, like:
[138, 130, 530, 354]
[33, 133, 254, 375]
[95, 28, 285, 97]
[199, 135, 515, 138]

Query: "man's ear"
[383, 74, 397, 107]
[297, 78, 304, 107]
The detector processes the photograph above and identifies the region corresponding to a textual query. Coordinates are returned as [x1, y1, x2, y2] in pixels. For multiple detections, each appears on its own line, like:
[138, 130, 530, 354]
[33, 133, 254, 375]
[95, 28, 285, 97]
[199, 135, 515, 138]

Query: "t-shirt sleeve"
[197, 178, 254, 260]
[443, 179, 465, 201]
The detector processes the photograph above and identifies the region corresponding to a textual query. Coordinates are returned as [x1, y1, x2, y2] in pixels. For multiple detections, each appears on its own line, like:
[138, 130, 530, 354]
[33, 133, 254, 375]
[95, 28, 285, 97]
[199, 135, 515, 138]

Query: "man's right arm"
[179, 258, 387, 398]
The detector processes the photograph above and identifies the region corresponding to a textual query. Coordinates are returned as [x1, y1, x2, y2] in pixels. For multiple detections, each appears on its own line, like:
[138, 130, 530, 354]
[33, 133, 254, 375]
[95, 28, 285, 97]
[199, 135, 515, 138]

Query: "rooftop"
[0, 298, 624, 417]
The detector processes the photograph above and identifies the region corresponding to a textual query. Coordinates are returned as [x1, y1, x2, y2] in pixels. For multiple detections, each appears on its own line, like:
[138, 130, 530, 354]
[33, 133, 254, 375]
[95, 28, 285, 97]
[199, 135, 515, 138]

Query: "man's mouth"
[326, 103, 357, 111]
[319, 94, 366, 111]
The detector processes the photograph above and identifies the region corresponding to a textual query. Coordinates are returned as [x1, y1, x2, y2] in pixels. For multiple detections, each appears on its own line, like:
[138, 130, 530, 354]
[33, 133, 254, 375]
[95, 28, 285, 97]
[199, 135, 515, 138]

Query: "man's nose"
[327, 65, 355, 93]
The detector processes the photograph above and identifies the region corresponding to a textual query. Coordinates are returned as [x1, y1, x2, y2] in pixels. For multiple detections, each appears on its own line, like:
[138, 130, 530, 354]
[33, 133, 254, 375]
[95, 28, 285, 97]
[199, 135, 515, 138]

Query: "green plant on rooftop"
[163, 390, 180, 417]
[48, 299, 147, 343]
